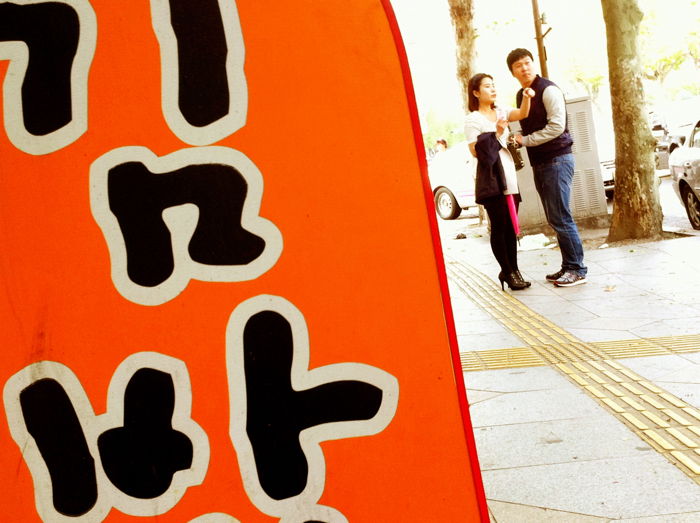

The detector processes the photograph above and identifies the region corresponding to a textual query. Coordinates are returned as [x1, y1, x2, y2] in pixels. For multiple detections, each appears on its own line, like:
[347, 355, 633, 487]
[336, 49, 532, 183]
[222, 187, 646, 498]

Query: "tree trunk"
[446, 0, 475, 114]
[600, 0, 663, 242]
[446, 0, 483, 222]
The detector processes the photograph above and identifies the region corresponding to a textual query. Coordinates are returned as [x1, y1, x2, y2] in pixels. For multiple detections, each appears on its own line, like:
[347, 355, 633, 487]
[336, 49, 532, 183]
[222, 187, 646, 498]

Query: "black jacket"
[474, 132, 507, 204]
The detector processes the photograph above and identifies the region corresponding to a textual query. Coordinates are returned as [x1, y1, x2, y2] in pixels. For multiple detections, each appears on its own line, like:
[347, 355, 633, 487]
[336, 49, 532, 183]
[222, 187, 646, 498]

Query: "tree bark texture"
[600, 0, 663, 241]
[446, 0, 476, 114]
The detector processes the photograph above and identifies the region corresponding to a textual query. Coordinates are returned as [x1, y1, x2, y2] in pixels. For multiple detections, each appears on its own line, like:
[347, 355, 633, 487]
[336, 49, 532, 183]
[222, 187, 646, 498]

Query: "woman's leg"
[484, 198, 512, 274]
[504, 200, 519, 272]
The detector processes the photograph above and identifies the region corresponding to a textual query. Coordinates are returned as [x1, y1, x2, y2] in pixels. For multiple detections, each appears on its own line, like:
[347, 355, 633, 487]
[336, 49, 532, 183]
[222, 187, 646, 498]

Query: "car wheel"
[434, 187, 461, 220]
[682, 186, 700, 230]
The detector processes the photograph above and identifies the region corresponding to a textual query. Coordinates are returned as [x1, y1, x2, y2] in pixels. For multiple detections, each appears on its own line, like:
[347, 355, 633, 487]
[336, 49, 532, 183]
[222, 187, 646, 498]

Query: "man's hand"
[522, 87, 535, 99]
[514, 134, 523, 146]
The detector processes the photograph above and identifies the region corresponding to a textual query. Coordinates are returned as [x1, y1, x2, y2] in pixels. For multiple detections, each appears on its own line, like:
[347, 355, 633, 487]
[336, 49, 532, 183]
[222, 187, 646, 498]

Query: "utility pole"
[531, 0, 550, 78]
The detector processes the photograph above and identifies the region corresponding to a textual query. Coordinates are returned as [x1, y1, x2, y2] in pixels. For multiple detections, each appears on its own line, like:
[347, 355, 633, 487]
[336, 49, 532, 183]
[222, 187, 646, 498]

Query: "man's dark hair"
[506, 48, 534, 72]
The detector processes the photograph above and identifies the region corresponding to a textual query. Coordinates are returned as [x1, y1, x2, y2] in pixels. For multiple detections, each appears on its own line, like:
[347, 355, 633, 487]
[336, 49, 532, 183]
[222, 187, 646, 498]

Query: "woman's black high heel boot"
[514, 270, 531, 288]
[499, 271, 528, 291]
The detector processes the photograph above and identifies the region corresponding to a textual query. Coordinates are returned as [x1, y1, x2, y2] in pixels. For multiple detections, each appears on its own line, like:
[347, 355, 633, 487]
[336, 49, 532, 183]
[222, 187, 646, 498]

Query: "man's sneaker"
[554, 271, 587, 287]
[545, 269, 566, 282]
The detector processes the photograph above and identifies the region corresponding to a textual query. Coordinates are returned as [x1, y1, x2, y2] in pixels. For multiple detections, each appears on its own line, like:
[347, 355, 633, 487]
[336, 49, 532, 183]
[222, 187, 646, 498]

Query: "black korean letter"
[0, 2, 79, 136]
[19, 378, 98, 517]
[108, 161, 266, 288]
[168, 0, 229, 128]
[243, 310, 384, 500]
[97, 368, 193, 499]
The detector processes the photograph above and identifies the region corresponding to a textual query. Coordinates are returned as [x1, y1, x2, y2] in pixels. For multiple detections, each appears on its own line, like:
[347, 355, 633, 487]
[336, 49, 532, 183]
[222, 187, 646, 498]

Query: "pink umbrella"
[505, 194, 520, 236]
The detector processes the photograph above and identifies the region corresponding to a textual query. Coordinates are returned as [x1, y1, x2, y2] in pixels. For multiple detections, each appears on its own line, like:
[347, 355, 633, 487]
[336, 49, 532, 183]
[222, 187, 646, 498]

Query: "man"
[507, 48, 587, 287]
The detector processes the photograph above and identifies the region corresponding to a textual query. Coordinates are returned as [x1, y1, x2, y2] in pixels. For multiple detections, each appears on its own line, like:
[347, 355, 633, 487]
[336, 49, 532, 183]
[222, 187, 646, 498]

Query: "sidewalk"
[438, 213, 700, 522]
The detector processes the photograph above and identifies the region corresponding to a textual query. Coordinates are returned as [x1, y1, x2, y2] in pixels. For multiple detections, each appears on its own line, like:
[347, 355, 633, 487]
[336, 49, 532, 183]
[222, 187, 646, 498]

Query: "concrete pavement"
[438, 210, 700, 522]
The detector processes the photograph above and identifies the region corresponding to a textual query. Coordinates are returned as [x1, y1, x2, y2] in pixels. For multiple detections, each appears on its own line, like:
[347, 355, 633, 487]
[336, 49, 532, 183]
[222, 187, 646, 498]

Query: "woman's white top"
[464, 107, 519, 195]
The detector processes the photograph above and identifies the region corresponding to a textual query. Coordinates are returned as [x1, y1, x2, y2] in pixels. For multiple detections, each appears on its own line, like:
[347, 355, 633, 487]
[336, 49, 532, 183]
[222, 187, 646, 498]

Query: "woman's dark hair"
[467, 73, 494, 112]
[506, 48, 534, 72]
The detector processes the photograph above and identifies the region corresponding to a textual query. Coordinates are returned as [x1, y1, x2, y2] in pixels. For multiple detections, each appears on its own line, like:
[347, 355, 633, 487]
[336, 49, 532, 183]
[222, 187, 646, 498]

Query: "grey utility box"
[514, 96, 608, 230]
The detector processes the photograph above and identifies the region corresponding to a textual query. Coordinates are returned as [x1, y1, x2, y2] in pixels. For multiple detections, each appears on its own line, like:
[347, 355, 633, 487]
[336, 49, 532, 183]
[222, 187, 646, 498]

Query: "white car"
[600, 158, 615, 198]
[427, 141, 477, 220]
[669, 118, 700, 229]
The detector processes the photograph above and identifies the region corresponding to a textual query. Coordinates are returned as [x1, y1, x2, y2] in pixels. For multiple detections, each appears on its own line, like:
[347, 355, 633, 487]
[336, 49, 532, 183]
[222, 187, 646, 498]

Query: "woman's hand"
[496, 117, 508, 137]
[522, 87, 535, 98]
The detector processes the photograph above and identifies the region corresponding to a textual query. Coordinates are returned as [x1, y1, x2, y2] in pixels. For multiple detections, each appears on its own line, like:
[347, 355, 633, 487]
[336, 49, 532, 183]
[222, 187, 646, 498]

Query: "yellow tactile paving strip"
[446, 258, 700, 484]
[460, 335, 700, 372]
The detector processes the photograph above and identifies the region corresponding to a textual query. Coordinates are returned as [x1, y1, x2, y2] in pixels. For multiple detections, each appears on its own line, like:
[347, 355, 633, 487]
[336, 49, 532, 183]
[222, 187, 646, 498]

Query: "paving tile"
[450, 306, 494, 322]
[448, 291, 486, 305]
[597, 255, 688, 276]
[630, 318, 700, 338]
[619, 275, 700, 299]
[540, 310, 607, 329]
[547, 285, 641, 302]
[654, 362, 700, 383]
[615, 512, 700, 522]
[642, 287, 700, 302]
[584, 245, 657, 263]
[656, 383, 700, 409]
[516, 303, 599, 325]
[619, 355, 699, 382]
[457, 331, 525, 352]
[618, 354, 700, 408]
[519, 267, 562, 283]
[656, 237, 700, 263]
[544, 277, 643, 300]
[511, 282, 558, 296]
[583, 257, 619, 272]
[469, 387, 604, 427]
[481, 455, 700, 519]
[466, 390, 504, 404]
[473, 415, 651, 470]
[576, 297, 700, 321]
[488, 500, 607, 522]
[683, 353, 700, 365]
[453, 318, 511, 336]
[571, 317, 655, 332]
[566, 328, 643, 343]
[464, 366, 572, 394]
[446, 288, 481, 306]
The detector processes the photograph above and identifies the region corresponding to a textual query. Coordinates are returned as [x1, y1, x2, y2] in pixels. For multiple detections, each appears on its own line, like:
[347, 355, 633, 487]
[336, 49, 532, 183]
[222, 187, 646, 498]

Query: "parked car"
[650, 117, 670, 170]
[427, 141, 477, 220]
[650, 98, 700, 171]
[650, 120, 689, 171]
[599, 113, 681, 199]
[600, 158, 615, 198]
[669, 118, 700, 229]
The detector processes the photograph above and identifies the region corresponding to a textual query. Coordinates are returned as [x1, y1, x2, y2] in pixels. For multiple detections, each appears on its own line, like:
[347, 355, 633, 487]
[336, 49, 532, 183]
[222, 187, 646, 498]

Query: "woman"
[464, 73, 534, 290]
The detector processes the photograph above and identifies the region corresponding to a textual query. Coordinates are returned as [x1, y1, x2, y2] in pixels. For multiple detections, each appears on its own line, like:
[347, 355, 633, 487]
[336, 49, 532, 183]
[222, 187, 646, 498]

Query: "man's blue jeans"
[532, 153, 587, 276]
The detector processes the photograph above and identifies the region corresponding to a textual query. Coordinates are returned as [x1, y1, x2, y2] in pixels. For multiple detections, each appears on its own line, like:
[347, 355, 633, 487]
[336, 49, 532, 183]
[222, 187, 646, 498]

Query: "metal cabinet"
[515, 96, 608, 229]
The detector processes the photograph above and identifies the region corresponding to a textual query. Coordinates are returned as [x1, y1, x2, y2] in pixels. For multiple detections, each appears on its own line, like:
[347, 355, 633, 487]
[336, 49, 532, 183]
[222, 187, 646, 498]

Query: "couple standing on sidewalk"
[464, 48, 588, 290]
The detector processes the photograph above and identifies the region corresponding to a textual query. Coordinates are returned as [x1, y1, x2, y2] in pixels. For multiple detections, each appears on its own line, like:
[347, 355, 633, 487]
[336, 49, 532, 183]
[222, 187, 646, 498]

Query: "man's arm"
[508, 87, 534, 122]
[520, 85, 566, 147]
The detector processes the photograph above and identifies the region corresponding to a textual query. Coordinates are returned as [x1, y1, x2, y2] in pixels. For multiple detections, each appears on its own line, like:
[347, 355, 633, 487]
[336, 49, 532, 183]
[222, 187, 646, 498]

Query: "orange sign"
[0, 1, 487, 521]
